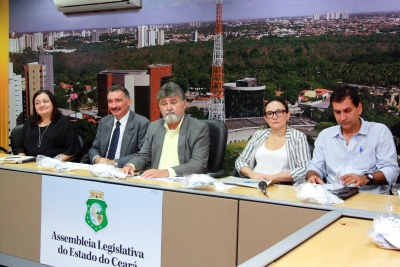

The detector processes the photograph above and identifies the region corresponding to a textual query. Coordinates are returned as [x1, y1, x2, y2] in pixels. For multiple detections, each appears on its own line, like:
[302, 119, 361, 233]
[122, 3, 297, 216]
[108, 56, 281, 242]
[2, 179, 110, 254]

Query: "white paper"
[333, 165, 344, 189]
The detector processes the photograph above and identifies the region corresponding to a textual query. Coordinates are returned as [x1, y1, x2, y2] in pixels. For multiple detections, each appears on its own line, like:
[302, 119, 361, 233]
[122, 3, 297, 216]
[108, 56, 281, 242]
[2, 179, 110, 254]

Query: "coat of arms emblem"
[85, 190, 108, 232]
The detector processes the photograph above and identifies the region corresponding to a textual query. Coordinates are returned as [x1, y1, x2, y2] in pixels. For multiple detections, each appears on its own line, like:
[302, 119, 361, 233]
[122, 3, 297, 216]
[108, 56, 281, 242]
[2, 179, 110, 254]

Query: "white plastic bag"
[295, 183, 344, 205]
[368, 206, 400, 250]
[90, 163, 126, 180]
[181, 174, 227, 192]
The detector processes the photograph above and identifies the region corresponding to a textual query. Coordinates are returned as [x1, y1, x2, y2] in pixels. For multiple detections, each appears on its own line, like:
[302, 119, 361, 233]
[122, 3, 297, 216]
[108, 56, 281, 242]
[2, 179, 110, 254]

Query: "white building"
[326, 11, 349, 20]
[8, 63, 24, 141]
[191, 30, 198, 42]
[9, 38, 18, 53]
[137, 25, 148, 48]
[92, 30, 99, 42]
[138, 25, 165, 48]
[157, 29, 164, 46]
[47, 33, 54, 47]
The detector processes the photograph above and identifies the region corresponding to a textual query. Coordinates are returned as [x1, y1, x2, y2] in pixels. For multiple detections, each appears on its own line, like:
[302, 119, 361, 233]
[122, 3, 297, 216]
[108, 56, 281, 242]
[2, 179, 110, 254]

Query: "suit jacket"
[127, 115, 210, 176]
[89, 111, 149, 167]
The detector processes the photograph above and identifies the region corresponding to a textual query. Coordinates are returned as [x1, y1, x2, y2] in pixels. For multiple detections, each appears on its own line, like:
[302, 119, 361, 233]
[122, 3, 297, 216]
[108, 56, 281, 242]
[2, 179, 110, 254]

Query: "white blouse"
[253, 142, 289, 175]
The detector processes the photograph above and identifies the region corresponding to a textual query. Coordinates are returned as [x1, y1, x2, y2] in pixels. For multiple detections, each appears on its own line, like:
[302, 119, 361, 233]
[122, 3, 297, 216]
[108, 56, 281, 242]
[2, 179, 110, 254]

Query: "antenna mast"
[208, 0, 225, 121]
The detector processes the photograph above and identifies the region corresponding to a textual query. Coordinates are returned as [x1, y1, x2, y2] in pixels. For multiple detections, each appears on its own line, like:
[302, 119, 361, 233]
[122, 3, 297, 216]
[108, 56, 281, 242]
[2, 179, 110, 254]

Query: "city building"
[191, 30, 198, 42]
[224, 78, 265, 118]
[8, 63, 24, 139]
[39, 54, 54, 93]
[137, 25, 165, 48]
[97, 63, 173, 121]
[24, 62, 46, 117]
[46, 33, 54, 47]
[326, 11, 350, 20]
[92, 30, 99, 42]
[313, 13, 320, 21]
[137, 25, 148, 48]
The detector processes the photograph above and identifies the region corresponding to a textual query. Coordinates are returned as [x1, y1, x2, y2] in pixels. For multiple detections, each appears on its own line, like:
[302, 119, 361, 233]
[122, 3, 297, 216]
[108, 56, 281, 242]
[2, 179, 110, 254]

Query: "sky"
[9, 0, 400, 33]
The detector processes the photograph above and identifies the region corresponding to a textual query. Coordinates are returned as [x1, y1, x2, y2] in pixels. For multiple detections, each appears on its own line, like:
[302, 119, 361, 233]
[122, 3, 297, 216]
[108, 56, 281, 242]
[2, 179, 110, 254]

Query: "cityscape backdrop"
[7, 0, 400, 166]
[10, 0, 400, 32]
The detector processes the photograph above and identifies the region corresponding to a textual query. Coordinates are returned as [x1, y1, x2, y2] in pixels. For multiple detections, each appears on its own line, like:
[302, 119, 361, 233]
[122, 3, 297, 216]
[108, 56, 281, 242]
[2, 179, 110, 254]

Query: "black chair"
[0, 146, 8, 154]
[10, 124, 24, 154]
[200, 119, 227, 178]
[68, 135, 84, 163]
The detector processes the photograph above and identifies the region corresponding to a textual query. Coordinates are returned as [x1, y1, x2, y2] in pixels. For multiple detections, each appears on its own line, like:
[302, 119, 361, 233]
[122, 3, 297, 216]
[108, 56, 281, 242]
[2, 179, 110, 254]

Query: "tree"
[186, 106, 205, 119]
[54, 87, 68, 109]
[73, 119, 98, 155]
[282, 89, 299, 104]
[264, 88, 276, 101]
[314, 122, 336, 132]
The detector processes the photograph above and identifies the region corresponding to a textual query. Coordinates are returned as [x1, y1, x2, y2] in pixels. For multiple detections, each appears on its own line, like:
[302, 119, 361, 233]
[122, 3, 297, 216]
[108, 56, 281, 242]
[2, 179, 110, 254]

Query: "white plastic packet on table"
[181, 174, 228, 192]
[295, 183, 344, 205]
[36, 155, 71, 172]
[368, 206, 400, 250]
[89, 163, 127, 180]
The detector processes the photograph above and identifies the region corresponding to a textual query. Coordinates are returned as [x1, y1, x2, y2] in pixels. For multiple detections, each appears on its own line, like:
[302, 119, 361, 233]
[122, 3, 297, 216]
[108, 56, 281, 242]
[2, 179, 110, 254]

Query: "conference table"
[0, 157, 399, 267]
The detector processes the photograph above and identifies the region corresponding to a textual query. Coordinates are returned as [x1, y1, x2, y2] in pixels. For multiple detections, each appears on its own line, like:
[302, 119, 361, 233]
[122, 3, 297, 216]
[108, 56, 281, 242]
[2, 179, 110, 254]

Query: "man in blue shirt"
[306, 87, 399, 194]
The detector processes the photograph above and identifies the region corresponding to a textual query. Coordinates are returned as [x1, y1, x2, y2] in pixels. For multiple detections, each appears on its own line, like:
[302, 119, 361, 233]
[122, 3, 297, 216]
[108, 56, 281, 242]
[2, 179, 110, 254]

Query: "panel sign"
[40, 175, 163, 267]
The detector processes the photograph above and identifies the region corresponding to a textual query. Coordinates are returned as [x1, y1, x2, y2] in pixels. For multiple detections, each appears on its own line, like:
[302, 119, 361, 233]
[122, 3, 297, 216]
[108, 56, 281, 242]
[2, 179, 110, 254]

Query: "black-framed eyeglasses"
[265, 109, 286, 119]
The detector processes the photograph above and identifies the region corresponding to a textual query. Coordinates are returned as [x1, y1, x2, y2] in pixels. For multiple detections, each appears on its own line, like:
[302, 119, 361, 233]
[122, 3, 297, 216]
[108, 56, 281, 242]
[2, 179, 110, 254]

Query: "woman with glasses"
[235, 98, 310, 184]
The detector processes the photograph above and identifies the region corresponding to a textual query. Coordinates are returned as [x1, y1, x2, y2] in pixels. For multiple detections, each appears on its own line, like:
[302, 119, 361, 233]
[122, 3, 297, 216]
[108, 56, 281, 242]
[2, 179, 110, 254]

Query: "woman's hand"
[248, 171, 269, 181]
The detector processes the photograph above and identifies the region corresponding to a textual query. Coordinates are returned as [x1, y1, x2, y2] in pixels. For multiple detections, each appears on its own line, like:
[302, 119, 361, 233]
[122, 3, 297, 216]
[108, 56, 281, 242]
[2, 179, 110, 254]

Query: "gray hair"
[157, 82, 186, 102]
[108, 85, 131, 99]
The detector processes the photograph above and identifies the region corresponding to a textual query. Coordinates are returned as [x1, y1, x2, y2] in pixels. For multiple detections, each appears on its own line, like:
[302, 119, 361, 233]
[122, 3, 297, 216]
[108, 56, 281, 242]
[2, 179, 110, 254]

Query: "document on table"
[0, 156, 36, 164]
[219, 176, 278, 189]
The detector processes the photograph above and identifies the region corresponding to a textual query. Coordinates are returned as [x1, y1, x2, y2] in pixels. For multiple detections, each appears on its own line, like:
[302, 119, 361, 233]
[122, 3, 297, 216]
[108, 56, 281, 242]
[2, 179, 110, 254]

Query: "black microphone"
[258, 181, 268, 197]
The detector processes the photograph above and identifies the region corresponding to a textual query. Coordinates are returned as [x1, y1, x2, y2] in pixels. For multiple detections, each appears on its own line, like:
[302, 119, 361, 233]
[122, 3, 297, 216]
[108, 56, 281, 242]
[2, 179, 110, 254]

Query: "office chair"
[67, 134, 84, 163]
[10, 124, 24, 154]
[200, 119, 228, 178]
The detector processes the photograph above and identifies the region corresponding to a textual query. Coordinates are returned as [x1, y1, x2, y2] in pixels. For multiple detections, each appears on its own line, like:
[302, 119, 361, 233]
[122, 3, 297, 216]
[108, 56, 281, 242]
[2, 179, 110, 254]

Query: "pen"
[243, 180, 259, 183]
[359, 146, 363, 155]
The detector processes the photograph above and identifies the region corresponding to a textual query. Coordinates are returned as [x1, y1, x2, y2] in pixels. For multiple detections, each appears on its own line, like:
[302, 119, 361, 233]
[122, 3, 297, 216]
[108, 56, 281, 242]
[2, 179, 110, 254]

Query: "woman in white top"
[235, 98, 311, 184]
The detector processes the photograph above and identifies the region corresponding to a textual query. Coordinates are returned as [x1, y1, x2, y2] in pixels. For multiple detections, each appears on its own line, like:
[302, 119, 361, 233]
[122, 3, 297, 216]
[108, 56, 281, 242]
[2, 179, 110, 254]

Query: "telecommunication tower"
[208, 0, 225, 121]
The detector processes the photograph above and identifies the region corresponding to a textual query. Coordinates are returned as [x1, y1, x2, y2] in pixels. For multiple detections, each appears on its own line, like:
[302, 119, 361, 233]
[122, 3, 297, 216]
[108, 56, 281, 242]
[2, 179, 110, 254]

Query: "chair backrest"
[10, 124, 24, 154]
[67, 134, 84, 163]
[200, 119, 227, 173]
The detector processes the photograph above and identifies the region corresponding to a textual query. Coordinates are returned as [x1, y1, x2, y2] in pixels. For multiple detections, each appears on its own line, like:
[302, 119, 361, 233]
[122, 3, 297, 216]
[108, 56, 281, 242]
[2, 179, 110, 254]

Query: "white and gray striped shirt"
[235, 126, 311, 184]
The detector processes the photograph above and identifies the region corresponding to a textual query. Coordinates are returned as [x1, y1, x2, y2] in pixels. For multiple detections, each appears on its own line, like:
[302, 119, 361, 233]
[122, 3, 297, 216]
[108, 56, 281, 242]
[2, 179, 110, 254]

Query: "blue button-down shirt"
[308, 118, 399, 194]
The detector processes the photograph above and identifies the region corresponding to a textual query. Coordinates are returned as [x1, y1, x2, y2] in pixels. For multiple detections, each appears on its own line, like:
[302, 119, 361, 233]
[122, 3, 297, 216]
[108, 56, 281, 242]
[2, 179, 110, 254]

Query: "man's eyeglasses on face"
[265, 109, 286, 119]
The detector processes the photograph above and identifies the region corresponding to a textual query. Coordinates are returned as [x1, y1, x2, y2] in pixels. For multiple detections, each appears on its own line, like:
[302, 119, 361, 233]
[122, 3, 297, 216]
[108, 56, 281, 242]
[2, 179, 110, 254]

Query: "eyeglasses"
[265, 109, 286, 119]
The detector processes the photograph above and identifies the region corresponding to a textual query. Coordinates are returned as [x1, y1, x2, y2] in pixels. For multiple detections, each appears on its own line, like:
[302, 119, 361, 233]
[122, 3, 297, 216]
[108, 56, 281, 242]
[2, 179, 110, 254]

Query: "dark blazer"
[89, 111, 149, 167]
[127, 115, 209, 176]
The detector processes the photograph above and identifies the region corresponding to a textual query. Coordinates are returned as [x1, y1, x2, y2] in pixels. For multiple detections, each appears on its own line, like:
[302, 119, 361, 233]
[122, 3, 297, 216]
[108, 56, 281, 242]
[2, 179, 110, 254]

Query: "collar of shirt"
[163, 115, 185, 132]
[114, 111, 130, 127]
[331, 117, 367, 139]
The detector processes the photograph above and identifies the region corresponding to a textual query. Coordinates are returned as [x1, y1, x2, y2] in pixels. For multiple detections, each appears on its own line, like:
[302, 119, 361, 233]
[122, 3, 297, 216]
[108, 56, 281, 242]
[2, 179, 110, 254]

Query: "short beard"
[164, 113, 182, 123]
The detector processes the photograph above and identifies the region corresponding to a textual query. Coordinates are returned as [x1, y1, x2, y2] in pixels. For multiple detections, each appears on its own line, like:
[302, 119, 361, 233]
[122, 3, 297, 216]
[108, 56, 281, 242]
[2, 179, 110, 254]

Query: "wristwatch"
[365, 173, 374, 185]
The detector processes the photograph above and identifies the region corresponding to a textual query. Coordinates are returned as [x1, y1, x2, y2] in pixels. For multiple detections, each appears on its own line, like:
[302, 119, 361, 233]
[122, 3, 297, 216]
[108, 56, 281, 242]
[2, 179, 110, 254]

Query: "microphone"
[258, 181, 268, 197]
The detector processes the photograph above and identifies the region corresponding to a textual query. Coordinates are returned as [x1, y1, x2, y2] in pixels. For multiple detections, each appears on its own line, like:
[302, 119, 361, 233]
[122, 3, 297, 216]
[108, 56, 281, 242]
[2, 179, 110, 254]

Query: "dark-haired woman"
[17, 90, 81, 161]
[235, 98, 310, 184]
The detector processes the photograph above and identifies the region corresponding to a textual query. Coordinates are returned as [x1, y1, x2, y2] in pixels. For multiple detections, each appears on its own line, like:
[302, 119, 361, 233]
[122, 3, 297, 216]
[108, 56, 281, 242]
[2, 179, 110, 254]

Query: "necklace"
[270, 133, 283, 143]
[38, 123, 51, 147]
[271, 136, 280, 143]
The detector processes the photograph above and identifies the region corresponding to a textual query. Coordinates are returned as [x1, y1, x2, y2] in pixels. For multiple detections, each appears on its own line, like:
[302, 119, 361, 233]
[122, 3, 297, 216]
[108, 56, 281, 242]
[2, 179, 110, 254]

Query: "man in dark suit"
[122, 82, 209, 178]
[89, 85, 149, 167]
